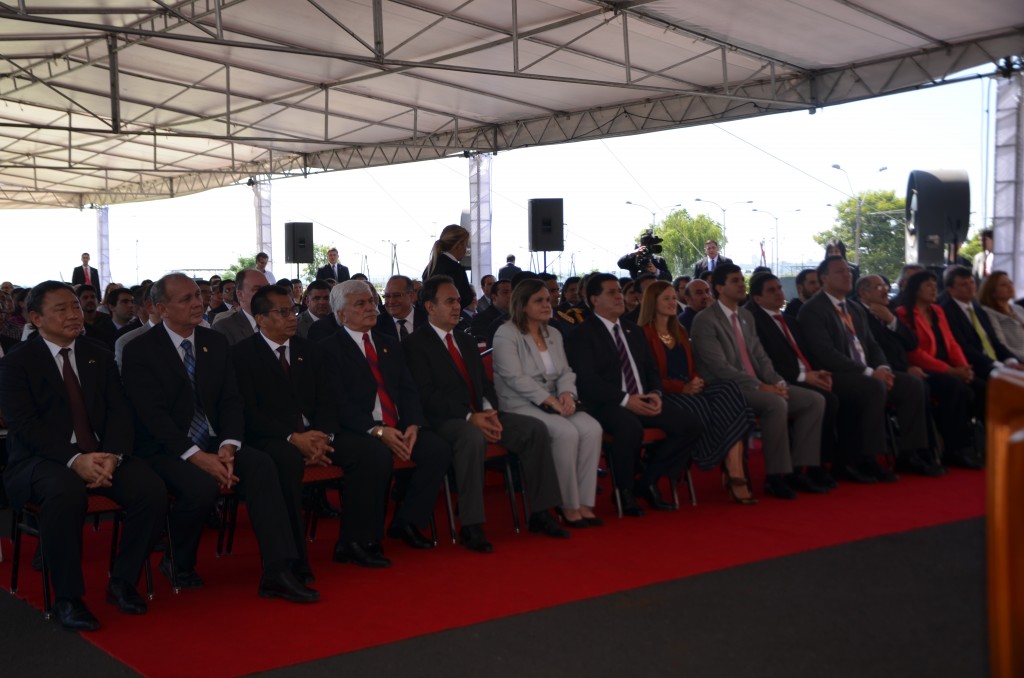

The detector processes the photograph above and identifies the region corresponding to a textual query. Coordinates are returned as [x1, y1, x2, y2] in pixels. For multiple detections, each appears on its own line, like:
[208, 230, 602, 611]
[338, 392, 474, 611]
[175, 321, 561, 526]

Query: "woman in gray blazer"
[492, 279, 602, 527]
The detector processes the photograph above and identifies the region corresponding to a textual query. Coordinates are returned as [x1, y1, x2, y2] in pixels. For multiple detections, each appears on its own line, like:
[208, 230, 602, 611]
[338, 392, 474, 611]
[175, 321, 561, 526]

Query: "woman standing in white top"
[491, 279, 602, 527]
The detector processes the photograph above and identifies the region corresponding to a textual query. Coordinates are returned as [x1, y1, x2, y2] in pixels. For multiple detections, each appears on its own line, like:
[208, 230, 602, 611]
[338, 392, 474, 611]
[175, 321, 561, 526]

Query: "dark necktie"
[59, 347, 97, 452]
[397, 318, 409, 340]
[446, 332, 478, 411]
[363, 333, 398, 427]
[181, 339, 211, 450]
[772, 313, 812, 372]
[612, 325, 639, 395]
[278, 345, 306, 431]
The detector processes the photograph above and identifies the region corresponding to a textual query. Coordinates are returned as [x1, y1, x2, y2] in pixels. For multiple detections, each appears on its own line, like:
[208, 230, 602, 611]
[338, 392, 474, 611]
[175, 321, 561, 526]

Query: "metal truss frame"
[0, 1, 1020, 208]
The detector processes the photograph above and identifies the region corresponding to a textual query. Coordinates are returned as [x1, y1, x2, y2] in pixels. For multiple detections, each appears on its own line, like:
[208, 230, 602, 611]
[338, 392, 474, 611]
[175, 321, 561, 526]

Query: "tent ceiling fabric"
[0, 0, 1021, 209]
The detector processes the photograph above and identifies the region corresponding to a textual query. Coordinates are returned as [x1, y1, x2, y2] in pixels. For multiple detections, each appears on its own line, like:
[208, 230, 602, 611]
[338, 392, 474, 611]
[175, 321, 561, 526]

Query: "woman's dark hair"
[901, 269, 938, 316]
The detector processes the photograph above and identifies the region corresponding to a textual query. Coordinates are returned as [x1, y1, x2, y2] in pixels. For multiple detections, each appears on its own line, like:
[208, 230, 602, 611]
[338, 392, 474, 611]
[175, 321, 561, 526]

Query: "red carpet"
[0, 461, 985, 677]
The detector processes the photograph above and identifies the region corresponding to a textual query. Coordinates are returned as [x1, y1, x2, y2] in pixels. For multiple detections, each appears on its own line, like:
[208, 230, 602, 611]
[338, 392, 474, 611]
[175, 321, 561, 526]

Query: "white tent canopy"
[1, 0, 1022, 210]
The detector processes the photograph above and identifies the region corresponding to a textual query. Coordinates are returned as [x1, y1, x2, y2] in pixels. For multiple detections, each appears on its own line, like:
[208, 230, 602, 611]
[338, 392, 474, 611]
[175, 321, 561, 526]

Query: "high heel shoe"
[722, 472, 758, 505]
[556, 507, 590, 528]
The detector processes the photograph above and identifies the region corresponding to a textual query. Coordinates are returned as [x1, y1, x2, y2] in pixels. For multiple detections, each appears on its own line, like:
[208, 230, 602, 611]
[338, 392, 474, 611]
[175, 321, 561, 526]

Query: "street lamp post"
[752, 208, 801, 273]
[695, 198, 752, 236]
[831, 165, 887, 266]
[625, 201, 681, 227]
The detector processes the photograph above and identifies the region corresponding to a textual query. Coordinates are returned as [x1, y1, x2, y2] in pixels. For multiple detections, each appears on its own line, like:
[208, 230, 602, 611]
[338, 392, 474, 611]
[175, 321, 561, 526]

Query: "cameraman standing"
[618, 230, 672, 281]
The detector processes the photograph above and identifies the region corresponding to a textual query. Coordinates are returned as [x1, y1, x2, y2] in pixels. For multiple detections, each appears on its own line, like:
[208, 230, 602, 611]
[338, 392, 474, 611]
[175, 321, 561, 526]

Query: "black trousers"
[925, 372, 975, 451]
[146, 444, 296, 573]
[590, 399, 703, 490]
[256, 440, 309, 566]
[27, 457, 167, 600]
[329, 430, 394, 544]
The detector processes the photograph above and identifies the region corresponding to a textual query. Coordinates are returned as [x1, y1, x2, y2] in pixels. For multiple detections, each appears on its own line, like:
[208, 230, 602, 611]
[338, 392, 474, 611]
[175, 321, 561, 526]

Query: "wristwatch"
[374, 426, 384, 439]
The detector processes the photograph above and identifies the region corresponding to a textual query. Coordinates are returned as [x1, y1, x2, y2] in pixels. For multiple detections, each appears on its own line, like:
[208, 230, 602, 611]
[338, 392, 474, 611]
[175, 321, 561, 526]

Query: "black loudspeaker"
[905, 170, 970, 267]
[528, 198, 564, 252]
[284, 222, 314, 263]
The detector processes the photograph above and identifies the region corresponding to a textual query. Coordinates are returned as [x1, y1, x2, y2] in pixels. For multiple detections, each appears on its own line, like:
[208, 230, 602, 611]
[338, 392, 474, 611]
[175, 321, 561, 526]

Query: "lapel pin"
[202, 346, 208, 353]
[88, 359, 96, 364]
[382, 348, 388, 354]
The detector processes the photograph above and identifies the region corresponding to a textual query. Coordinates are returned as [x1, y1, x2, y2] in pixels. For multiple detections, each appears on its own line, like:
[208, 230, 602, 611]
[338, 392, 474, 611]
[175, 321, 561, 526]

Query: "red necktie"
[363, 333, 398, 427]
[59, 347, 98, 452]
[772, 314, 812, 372]
[84, 267, 91, 286]
[445, 333, 478, 412]
[730, 312, 758, 378]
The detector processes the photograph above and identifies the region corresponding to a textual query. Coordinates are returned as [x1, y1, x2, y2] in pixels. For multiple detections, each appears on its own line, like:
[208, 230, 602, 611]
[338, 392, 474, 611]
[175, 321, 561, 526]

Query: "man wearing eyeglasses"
[381, 275, 426, 340]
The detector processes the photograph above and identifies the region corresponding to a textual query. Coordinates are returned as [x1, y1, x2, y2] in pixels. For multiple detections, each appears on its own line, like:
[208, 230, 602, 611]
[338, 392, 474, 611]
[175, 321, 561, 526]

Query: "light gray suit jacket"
[690, 301, 783, 391]
[212, 308, 256, 346]
[492, 321, 578, 411]
[114, 322, 153, 371]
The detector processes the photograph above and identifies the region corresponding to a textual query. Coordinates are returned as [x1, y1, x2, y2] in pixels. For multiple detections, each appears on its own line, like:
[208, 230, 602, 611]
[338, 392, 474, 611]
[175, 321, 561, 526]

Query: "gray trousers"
[743, 386, 824, 474]
[435, 411, 562, 526]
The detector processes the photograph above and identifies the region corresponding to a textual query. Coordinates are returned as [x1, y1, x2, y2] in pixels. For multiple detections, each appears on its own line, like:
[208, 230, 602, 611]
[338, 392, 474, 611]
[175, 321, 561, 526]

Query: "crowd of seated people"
[2, 229, 1019, 634]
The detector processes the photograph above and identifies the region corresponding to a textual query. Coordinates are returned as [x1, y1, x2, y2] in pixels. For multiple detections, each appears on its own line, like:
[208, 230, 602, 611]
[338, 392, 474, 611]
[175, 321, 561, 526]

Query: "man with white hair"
[318, 280, 452, 560]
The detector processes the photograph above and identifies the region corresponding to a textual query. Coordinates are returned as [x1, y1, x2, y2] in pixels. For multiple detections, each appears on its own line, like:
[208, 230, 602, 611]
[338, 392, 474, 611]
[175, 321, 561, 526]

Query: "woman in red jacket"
[638, 281, 757, 504]
[895, 270, 977, 462]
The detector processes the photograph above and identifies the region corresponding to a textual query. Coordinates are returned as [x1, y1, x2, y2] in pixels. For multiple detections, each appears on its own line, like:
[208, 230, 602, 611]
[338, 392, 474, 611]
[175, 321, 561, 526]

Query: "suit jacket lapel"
[32, 335, 68, 404]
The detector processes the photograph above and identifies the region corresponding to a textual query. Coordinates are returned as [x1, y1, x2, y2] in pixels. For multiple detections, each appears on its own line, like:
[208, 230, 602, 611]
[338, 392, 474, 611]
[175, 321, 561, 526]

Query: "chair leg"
[164, 514, 180, 595]
[442, 475, 457, 544]
[602, 451, 623, 518]
[503, 460, 521, 534]
[516, 456, 531, 521]
[215, 498, 227, 558]
[9, 509, 23, 595]
[38, 533, 52, 619]
[669, 476, 680, 510]
[144, 558, 154, 601]
[685, 468, 697, 506]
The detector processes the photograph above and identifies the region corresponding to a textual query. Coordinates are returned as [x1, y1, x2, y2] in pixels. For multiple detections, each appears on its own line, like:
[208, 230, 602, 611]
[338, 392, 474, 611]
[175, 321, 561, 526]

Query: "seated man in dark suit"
[232, 285, 355, 580]
[784, 268, 820, 319]
[799, 257, 931, 482]
[567, 273, 704, 514]
[857, 275, 962, 471]
[122, 273, 318, 603]
[690, 266, 826, 499]
[76, 284, 116, 349]
[319, 280, 451, 560]
[470, 278, 510, 345]
[404, 275, 569, 551]
[0, 281, 167, 631]
[744, 272, 840, 488]
[381, 275, 427, 341]
[940, 265, 1024, 384]
[678, 279, 712, 332]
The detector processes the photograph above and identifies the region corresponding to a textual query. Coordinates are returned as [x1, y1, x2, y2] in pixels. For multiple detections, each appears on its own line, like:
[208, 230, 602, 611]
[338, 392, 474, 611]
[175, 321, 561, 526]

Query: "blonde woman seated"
[638, 281, 757, 504]
[980, 271, 1024, 361]
[492, 278, 603, 527]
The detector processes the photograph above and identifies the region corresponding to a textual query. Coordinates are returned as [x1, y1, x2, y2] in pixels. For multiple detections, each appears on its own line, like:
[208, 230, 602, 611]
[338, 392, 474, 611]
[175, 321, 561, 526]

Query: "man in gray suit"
[212, 269, 268, 346]
[690, 264, 827, 499]
[296, 280, 331, 339]
[115, 287, 162, 372]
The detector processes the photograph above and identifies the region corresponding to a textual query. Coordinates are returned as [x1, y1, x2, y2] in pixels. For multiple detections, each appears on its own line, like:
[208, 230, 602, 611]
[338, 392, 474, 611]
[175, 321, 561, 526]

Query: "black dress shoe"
[833, 464, 877, 484]
[292, 562, 316, 586]
[387, 523, 435, 549]
[860, 459, 899, 483]
[896, 454, 946, 477]
[54, 598, 100, 632]
[258, 570, 320, 604]
[945, 449, 983, 470]
[106, 579, 147, 614]
[786, 472, 830, 494]
[635, 483, 675, 510]
[333, 541, 392, 567]
[617, 489, 645, 517]
[159, 557, 204, 589]
[459, 524, 494, 553]
[764, 474, 797, 500]
[310, 488, 342, 518]
[806, 466, 838, 489]
[528, 511, 570, 539]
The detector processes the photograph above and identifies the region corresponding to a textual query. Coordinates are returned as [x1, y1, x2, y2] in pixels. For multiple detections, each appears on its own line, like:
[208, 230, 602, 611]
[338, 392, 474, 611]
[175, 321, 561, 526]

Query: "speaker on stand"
[528, 198, 564, 272]
[905, 170, 970, 268]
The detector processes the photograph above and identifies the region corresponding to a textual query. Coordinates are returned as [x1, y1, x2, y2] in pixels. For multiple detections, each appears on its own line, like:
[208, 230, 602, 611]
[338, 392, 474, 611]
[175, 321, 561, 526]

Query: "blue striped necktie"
[181, 339, 211, 450]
